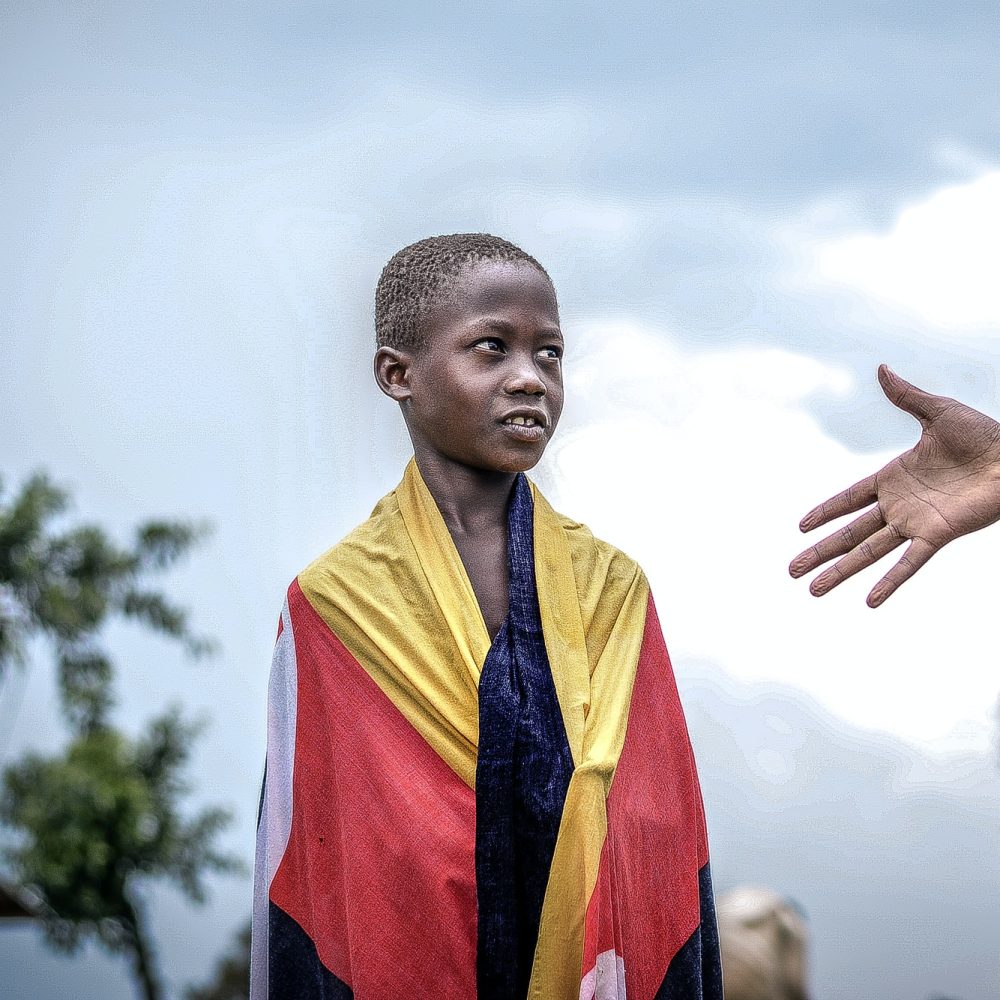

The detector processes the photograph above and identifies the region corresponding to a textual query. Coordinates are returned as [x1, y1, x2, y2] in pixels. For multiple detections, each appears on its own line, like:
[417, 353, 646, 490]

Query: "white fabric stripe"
[580, 949, 627, 1000]
[250, 599, 298, 1000]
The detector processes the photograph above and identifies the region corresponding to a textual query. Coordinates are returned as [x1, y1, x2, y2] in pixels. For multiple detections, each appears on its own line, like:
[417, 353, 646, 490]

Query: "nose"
[503, 356, 546, 396]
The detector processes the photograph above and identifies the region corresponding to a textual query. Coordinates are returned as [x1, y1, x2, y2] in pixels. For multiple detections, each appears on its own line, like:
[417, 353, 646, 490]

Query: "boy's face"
[383, 259, 564, 475]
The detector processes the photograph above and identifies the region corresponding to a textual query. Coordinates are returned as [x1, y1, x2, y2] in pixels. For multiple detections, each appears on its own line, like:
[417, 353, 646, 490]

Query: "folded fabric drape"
[251, 459, 722, 1000]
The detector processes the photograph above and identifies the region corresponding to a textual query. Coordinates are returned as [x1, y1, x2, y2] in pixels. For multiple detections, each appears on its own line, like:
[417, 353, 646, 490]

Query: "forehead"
[425, 259, 560, 333]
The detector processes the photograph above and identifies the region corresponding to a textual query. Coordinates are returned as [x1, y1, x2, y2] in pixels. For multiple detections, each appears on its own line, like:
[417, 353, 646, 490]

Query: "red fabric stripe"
[582, 594, 708, 999]
[269, 579, 477, 996]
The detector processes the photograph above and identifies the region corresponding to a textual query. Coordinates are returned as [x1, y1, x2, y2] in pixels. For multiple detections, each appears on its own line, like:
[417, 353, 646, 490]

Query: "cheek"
[548, 380, 565, 419]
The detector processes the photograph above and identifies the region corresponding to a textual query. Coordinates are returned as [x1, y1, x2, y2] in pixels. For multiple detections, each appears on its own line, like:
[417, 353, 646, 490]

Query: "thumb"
[877, 364, 946, 426]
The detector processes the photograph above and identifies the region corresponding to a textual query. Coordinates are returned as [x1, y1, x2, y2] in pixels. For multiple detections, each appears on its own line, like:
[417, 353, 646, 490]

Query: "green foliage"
[0, 472, 211, 731]
[0, 469, 239, 1000]
[58, 649, 114, 735]
[0, 712, 244, 954]
[185, 922, 251, 1000]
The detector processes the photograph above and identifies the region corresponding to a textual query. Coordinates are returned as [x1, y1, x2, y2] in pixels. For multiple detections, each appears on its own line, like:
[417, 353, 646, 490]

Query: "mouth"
[499, 410, 548, 442]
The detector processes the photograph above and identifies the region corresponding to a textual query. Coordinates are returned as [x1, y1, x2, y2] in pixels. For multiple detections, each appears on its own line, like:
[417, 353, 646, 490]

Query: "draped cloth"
[251, 459, 722, 1000]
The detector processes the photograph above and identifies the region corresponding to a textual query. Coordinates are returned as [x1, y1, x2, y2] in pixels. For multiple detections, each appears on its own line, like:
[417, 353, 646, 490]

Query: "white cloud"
[804, 171, 1000, 329]
[541, 322, 1000, 757]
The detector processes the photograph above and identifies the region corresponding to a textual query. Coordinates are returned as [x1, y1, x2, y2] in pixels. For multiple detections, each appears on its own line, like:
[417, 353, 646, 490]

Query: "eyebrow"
[475, 318, 563, 340]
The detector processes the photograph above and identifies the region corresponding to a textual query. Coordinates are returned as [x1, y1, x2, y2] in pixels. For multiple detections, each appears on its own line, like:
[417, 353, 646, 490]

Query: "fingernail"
[868, 588, 885, 607]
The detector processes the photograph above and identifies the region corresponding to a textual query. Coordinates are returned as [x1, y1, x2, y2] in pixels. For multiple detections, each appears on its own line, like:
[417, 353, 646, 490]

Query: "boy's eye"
[539, 346, 563, 360]
[476, 338, 505, 353]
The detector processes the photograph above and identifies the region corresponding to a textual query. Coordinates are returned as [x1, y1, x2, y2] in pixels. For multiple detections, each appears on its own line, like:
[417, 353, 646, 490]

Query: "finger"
[799, 473, 878, 532]
[789, 506, 884, 577]
[866, 538, 937, 608]
[877, 364, 948, 427]
[808, 523, 906, 597]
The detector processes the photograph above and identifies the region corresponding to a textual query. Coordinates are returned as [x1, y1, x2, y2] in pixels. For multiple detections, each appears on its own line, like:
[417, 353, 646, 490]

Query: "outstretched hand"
[789, 365, 1000, 607]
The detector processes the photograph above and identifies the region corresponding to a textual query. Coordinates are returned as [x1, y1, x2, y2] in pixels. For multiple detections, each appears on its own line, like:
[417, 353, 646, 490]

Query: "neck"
[412, 445, 517, 535]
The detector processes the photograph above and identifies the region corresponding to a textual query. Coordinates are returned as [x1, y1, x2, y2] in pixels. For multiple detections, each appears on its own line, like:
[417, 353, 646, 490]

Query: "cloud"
[540, 321, 1000, 756]
[803, 171, 1000, 330]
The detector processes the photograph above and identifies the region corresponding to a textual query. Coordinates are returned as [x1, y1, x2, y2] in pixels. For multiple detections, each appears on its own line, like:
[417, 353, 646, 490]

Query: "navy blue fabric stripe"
[654, 862, 724, 1000]
[267, 901, 353, 1000]
[256, 760, 266, 830]
[476, 474, 575, 1000]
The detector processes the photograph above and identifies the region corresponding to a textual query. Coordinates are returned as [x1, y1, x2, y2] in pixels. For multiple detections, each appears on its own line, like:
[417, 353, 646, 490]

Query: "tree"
[1, 713, 243, 1000]
[185, 921, 251, 1000]
[0, 472, 210, 732]
[0, 471, 241, 1000]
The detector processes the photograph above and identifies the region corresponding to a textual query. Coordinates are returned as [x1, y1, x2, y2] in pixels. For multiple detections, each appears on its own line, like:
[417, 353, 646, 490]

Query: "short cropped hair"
[375, 233, 552, 350]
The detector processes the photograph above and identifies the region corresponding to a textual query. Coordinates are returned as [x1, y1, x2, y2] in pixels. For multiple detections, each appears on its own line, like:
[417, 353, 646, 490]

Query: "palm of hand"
[791, 367, 1000, 606]
[878, 402, 1000, 544]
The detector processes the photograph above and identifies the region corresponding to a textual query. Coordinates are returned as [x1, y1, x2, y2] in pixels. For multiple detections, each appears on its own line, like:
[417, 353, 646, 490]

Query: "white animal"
[716, 885, 809, 1000]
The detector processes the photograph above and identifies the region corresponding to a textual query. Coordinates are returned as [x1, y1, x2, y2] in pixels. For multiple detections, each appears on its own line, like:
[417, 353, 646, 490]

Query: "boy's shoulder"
[538, 501, 651, 662]
[530, 486, 647, 595]
[296, 487, 405, 588]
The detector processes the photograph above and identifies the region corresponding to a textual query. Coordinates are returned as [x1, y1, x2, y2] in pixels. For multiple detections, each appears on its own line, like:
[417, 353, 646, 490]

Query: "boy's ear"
[374, 346, 414, 402]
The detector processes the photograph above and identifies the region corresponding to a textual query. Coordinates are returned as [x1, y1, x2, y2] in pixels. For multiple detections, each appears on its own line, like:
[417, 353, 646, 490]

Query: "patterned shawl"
[251, 460, 722, 1000]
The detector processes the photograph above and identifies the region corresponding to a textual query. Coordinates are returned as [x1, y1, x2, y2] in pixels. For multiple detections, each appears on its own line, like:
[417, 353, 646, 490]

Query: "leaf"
[57, 647, 115, 732]
[0, 469, 216, 728]
[135, 521, 210, 571]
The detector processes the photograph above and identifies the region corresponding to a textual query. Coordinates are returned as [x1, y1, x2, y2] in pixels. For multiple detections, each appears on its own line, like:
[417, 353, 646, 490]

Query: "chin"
[487, 448, 546, 475]
[459, 446, 544, 476]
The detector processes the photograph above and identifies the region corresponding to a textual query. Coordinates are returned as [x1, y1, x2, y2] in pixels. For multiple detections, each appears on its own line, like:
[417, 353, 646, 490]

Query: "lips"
[499, 408, 548, 443]
[499, 409, 548, 429]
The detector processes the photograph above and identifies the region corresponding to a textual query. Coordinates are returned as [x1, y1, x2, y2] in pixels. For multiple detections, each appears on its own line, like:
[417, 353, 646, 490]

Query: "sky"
[2, 3, 1000, 998]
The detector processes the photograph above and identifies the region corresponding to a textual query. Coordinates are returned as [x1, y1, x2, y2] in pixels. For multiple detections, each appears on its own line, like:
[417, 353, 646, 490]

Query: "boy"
[251, 234, 723, 1000]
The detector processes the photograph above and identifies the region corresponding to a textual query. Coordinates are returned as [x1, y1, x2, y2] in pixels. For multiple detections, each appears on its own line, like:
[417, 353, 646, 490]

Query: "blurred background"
[2, 3, 999, 998]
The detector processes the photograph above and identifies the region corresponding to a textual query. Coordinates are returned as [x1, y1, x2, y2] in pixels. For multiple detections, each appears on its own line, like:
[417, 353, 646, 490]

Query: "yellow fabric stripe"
[297, 460, 488, 788]
[530, 484, 589, 766]
[528, 546, 649, 999]
[395, 459, 492, 676]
